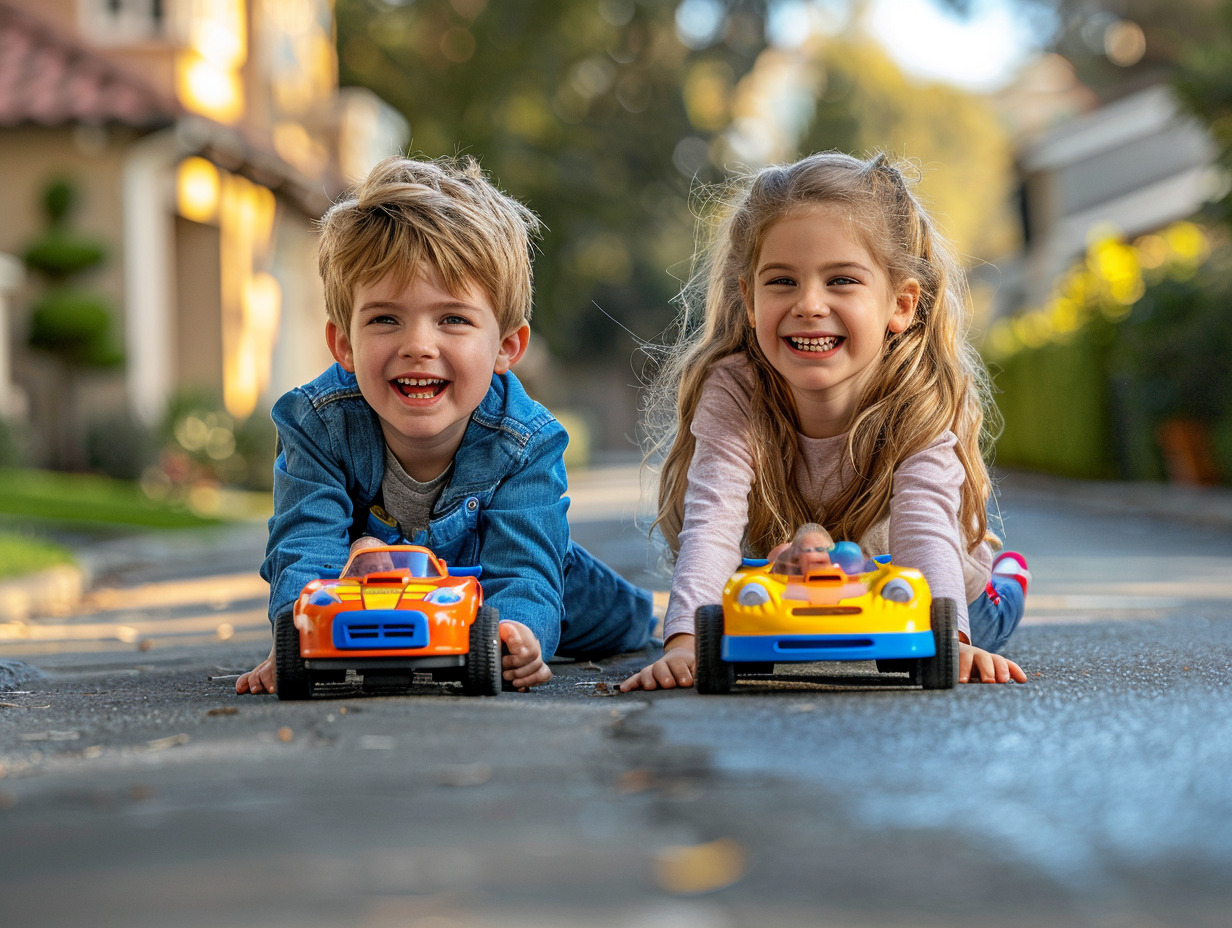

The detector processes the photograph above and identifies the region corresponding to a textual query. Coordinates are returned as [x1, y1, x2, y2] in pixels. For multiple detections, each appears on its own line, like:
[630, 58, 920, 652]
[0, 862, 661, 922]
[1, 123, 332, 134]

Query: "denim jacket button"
[466, 497, 478, 512]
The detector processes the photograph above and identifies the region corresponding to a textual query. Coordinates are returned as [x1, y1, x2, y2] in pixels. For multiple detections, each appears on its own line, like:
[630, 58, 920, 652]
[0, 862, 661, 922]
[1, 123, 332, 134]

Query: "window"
[81, 0, 168, 44]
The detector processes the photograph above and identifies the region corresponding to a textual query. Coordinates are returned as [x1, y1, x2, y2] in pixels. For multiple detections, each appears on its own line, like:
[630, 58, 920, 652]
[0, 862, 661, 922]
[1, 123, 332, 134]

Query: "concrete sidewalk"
[3, 467, 1232, 624]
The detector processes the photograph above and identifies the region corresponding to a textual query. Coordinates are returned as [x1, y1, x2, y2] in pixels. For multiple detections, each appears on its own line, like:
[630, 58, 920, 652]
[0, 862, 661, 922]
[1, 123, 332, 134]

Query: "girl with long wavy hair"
[621, 151, 1030, 691]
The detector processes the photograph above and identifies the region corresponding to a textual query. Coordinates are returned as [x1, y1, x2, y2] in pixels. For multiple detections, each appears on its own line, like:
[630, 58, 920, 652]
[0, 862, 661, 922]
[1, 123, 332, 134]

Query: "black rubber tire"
[694, 605, 734, 694]
[462, 605, 501, 696]
[918, 597, 959, 690]
[274, 613, 312, 701]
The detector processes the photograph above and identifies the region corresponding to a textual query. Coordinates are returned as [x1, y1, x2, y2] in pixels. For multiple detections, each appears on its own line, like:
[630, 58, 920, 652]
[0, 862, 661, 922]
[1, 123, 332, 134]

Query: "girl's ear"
[326, 320, 356, 372]
[740, 277, 755, 327]
[494, 323, 530, 374]
[888, 278, 920, 335]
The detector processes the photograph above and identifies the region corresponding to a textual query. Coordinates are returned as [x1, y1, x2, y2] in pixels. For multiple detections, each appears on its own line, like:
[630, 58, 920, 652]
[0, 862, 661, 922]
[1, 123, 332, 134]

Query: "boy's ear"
[326, 321, 356, 372]
[494, 323, 530, 374]
[888, 278, 920, 335]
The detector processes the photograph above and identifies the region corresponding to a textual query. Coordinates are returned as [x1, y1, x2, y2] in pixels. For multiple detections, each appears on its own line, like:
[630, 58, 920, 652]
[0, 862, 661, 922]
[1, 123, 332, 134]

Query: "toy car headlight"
[309, 587, 341, 606]
[879, 578, 915, 603]
[425, 586, 464, 605]
[737, 582, 772, 607]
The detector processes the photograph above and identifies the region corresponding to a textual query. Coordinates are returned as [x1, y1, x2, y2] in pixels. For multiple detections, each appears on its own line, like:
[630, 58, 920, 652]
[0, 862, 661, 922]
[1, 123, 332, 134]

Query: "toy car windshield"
[771, 524, 871, 577]
[343, 548, 441, 579]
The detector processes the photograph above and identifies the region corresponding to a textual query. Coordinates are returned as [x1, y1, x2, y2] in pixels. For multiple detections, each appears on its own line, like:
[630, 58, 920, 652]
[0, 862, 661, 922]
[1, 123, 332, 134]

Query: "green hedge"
[990, 328, 1119, 479]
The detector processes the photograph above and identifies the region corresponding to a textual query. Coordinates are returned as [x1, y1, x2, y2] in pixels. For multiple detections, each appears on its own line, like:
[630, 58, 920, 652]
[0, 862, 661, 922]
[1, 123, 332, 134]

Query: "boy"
[237, 155, 652, 694]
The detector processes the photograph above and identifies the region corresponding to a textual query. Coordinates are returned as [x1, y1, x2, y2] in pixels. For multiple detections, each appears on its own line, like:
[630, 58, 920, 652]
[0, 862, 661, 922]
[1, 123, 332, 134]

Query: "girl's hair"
[317, 155, 540, 336]
[646, 151, 995, 558]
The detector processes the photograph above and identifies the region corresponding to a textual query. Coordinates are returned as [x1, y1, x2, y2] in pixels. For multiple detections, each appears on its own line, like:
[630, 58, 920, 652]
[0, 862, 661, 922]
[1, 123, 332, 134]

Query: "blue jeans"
[558, 544, 655, 660]
[966, 575, 1025, 654]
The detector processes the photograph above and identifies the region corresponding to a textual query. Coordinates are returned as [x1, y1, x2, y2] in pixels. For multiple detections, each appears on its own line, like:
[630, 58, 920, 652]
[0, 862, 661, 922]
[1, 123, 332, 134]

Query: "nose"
[399, 319, 439, 359]
[792, 283, 829, 318]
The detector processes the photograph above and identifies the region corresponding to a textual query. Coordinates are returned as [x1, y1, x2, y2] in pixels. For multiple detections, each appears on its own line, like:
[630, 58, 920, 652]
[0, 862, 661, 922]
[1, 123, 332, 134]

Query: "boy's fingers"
[498, 622, 525, 653]
[507, 661, 551, 689]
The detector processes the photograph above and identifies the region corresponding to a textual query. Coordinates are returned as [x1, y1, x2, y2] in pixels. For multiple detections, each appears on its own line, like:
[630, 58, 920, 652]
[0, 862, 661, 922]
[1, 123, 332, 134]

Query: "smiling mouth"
[788, 335, 842, 352]
[394, 377, 448, 399]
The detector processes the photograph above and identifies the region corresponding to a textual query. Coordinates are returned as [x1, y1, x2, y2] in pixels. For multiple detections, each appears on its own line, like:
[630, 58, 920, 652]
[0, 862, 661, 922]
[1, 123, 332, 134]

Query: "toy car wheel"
[274, 613, 312, 701]
[695, 605, 734, 694]
[462, 605, 501, 696]
[918, 597, 959, 690]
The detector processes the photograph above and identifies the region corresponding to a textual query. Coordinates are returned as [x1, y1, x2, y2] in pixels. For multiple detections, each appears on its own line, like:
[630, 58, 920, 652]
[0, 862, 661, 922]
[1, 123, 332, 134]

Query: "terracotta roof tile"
[0, 3, 178, 128]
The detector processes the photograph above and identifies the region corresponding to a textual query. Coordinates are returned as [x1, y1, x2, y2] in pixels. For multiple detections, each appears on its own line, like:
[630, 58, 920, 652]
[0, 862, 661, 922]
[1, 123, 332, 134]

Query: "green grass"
[0, 532, 76, 580]
[0, 467, 223, 529]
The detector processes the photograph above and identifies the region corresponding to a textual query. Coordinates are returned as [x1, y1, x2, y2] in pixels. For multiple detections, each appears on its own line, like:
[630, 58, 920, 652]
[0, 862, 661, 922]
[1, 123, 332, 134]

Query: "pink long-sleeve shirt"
[662, 354, 993, 641]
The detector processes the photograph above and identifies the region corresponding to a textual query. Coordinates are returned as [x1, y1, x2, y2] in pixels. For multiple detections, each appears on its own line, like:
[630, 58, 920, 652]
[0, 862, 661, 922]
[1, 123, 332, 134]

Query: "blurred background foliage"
[6, 0, 1232, 492]
[334, 0, 1019, 366]
[983, 0, 1232, 484]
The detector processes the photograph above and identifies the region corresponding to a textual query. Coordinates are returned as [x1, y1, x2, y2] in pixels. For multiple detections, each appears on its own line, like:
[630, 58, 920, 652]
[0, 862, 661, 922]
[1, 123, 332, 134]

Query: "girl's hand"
[959, 640, 1027, 684]
[620, 634, 697, 691]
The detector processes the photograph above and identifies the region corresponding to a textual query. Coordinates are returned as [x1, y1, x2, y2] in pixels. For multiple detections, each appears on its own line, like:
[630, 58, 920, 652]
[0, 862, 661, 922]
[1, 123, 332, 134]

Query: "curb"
[0, 563, 89, 624]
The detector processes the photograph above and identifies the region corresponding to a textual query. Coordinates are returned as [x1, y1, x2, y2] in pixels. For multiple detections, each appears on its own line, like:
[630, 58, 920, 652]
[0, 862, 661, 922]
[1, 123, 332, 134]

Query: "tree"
[1173, 1, 1232, 231]
[799, 38, 1019, 267]
[335, 0, 763, 362]
[22, 178, 123, 470]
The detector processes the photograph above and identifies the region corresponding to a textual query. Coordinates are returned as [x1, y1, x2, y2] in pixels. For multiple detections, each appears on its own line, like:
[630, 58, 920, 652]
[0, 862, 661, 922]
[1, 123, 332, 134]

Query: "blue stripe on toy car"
[332, 610, 429, 649]
[722, 631, 934, 663]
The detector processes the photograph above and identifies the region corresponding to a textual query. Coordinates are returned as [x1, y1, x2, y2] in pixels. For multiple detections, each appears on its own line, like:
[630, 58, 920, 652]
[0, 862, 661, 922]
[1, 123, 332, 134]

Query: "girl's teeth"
[791, 336, 839, 351]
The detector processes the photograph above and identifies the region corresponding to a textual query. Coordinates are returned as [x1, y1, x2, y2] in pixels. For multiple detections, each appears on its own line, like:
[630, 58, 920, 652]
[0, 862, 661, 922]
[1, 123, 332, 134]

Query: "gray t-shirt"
[380, 444, 451, 538]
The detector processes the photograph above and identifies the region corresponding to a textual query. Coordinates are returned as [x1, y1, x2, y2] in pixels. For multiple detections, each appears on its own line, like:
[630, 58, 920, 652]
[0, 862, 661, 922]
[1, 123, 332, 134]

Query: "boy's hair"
[318, 155, 540, 335]
[646, 151, 996, 557]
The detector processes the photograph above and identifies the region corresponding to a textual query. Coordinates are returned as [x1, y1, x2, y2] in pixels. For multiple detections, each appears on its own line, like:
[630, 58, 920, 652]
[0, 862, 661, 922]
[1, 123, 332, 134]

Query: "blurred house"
[0, 0, 406, 464]
[995, 67, 1219, 314]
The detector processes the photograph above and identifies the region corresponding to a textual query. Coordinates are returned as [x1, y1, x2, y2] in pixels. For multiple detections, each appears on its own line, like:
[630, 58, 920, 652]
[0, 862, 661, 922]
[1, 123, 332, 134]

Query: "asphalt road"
[2, 468, 1231, 927]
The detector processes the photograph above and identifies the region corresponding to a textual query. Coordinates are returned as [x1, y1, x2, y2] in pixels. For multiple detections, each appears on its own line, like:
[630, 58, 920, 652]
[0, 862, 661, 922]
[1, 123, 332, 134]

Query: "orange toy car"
[275, 544, 500, 699]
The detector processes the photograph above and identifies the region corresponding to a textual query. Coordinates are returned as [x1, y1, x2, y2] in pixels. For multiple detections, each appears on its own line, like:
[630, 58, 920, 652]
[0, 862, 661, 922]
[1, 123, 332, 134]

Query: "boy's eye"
[441, 314, 472, 326]
[368, 314, 399, 326]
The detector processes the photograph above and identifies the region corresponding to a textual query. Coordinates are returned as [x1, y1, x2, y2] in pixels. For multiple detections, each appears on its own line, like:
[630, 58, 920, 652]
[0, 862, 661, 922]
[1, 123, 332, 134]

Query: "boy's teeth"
[790, 335, 839, 352]
[395, 377, 445, 398]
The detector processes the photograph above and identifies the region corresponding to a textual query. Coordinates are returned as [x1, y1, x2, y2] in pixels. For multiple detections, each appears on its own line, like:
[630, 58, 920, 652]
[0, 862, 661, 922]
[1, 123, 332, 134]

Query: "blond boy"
[238, 156, 652, 694]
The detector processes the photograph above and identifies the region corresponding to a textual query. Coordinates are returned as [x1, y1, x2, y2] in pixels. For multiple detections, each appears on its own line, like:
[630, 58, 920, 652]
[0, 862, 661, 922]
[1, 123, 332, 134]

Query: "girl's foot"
[992, 551, 1030, 594]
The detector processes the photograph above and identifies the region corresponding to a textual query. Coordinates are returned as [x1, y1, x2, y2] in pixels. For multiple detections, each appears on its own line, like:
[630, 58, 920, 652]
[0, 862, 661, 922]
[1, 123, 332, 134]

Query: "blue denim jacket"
[260, 364, 651, 660]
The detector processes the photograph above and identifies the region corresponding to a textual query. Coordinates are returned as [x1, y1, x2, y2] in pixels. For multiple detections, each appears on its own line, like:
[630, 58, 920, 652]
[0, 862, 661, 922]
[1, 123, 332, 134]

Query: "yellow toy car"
[694, 541, 958, 693]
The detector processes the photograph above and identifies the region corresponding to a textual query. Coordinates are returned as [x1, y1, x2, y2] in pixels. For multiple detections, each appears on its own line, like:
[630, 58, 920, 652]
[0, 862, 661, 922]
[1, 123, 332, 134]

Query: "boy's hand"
[959, 640, 1027, 684]
[499, 620, 552, 691]
[236, 643, 277, 694]
[620, 634, 696, 691]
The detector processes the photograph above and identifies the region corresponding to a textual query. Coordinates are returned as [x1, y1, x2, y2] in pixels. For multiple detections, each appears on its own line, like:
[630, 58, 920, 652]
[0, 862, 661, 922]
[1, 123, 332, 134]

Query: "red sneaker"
[991, 551, 1030, 594]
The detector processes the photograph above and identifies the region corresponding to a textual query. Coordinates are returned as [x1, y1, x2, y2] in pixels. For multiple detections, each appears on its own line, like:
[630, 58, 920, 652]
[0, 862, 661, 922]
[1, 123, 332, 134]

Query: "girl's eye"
[766, 276, 796, 287]
[829, 276, 859, 287]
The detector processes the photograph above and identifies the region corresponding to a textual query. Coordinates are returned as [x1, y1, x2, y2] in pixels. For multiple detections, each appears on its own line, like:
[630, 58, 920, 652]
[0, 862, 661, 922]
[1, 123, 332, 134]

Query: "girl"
[621, 152, 1030, 692]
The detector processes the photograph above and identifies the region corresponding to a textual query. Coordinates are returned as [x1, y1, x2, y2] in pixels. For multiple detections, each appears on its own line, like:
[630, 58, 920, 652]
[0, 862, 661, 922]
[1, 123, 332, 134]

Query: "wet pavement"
[1, 466, 1231, 926]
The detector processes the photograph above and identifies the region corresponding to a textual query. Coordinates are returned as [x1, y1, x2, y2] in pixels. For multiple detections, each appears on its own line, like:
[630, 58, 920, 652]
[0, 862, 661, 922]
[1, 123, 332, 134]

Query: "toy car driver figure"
[771, 523, 835, 576]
